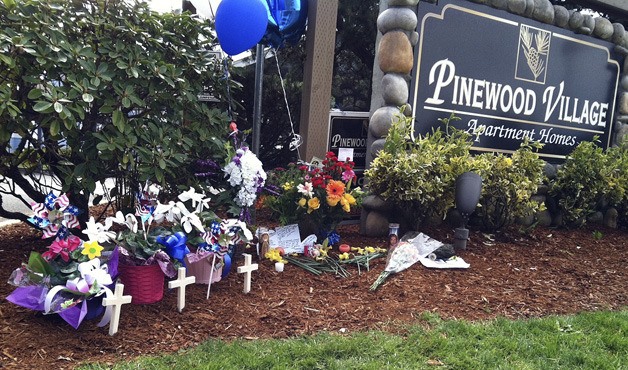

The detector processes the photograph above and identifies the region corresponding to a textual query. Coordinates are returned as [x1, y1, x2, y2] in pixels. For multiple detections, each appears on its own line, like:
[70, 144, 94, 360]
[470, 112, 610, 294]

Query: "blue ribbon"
[221, 254, 231, 279]
[157, 232, 190, 266]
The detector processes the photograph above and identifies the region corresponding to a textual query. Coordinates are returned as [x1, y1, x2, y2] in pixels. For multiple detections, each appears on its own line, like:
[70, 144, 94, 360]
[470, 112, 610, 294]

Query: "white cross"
[168, 267, 196, 312]
[237, 253, 258, 294]
[102, 283, 132, 336]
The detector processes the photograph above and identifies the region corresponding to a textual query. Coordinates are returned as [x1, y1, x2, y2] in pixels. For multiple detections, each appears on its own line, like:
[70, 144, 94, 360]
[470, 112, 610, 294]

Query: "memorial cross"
[237, 253, 258, 294]
[168, 267, 196, 312]
[102, 283, 132, 336]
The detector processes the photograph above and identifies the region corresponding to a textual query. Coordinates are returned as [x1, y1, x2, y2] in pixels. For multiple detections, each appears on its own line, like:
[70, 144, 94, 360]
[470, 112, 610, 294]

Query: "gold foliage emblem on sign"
[516, 25, 551, 84]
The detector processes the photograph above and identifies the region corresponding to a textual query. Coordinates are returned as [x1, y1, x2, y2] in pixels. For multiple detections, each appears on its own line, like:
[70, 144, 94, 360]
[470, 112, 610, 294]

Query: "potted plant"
[6, 194, 118, 329]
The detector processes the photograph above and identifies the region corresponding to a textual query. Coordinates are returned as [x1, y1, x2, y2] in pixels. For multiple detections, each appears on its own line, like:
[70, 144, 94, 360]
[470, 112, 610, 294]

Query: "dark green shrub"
[473, 140, 545, 231]
[550, 140, 616, 227]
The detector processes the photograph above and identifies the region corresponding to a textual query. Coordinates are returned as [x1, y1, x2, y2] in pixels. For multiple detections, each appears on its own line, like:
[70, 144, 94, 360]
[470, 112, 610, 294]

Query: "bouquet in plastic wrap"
[369, 232, 444, 291]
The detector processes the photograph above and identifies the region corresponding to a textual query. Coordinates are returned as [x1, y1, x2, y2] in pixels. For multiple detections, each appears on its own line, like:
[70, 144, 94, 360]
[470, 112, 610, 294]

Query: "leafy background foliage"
[0, 0, 234, 223]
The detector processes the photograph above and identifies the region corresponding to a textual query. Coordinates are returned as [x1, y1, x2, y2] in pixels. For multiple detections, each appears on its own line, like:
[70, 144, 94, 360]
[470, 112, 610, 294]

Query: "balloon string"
[273, 49, 302, 159]
[223, 58, 235, 121]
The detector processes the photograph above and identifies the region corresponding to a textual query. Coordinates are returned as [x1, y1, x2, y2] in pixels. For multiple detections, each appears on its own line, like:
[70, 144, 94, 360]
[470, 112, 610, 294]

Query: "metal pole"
[252, 44, 264, 156]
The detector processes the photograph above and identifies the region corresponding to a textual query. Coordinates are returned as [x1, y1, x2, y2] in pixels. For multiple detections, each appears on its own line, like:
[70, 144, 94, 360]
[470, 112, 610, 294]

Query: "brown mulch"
[0, 210, 627, 369]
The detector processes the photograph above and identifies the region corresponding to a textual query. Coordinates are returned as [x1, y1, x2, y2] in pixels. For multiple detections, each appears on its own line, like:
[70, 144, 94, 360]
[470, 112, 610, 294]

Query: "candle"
[275, 262, 284, 272]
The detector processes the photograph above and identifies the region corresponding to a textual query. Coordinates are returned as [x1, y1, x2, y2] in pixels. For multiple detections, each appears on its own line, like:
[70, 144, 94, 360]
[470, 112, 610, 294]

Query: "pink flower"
[341, 169, 355, 182]
[42, 235, 81, 262]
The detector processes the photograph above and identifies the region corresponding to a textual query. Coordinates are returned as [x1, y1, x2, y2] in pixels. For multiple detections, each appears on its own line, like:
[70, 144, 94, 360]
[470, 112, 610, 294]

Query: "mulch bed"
[0, 210, 626, 369]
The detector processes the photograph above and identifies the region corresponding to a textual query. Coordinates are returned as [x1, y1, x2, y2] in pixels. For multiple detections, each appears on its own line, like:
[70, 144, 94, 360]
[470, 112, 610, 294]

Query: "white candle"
[275, 262, 284, 272]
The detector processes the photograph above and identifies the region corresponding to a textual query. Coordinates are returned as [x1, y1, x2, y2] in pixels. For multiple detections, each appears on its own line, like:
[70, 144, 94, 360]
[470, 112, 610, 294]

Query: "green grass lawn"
[82, 310, 627, 369]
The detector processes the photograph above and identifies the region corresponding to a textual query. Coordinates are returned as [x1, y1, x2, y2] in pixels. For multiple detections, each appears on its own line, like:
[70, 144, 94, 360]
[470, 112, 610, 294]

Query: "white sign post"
[168, 267, 196, 312]
[102, 283, 132, 336]
[237, 253, 258, 294]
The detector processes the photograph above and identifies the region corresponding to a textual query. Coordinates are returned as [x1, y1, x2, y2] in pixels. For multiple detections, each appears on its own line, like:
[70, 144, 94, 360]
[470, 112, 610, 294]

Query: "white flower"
[107, 211, 138, 233]
[178, 205, 205, 233]
[178, 187, 211, 212]
[82, 216, 116, 243]
[223, 148, 266, 208]
[153, 201, 184, 223]
[297, 182, 314, 198]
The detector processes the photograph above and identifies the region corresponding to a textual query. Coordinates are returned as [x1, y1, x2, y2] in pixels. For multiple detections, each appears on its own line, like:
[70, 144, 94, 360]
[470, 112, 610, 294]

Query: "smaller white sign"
[337, 147, 354, 162]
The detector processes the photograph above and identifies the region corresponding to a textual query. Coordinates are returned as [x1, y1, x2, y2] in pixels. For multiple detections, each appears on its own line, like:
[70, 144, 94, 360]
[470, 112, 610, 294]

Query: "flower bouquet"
[195, 122, 266, 222]
[6, 194, 119, 329]
[369, 233, 445, 291]
[265, 151, 363, 243]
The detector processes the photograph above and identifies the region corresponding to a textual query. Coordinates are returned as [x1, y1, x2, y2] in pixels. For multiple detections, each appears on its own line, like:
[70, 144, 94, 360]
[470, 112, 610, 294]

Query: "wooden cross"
[237, 253, 258, 294]
[102, 283, 132, 336]
[168, 267, 195, 312]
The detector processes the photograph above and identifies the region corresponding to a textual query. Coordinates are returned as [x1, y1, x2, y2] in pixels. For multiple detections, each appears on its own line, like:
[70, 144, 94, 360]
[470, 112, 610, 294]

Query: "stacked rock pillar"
[361, 0, 420, 237]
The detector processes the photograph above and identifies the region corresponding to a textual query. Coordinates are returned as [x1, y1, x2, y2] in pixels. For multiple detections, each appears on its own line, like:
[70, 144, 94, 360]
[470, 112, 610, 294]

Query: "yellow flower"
[82, 241, 104, 259]
[298, 198, 307, 208]
[265, 248, 285, 263]
[343, 192, 357, 206]
[338, 252, 350, 261]
[319, 244, 331, 258]
[364, 246, 376, 254]
[326, 196, 340, 207]
[307, 197, 320, 213]
[355, 247, 365, 255]
[340, 196, 350, 212]
[504, 158, 513, 167]
[282, 182, 293, 191]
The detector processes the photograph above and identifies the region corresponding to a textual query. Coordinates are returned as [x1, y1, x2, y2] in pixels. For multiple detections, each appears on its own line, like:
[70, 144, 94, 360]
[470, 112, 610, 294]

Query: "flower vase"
[298, 217, 339, 244]
[298, 217, 319, 241]
[118, 263, 165, 304]
[184, 255, 223, 284]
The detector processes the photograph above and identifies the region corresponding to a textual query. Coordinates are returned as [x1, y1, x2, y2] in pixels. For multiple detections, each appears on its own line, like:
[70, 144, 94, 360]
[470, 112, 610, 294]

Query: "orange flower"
[326, 180, 345, 202]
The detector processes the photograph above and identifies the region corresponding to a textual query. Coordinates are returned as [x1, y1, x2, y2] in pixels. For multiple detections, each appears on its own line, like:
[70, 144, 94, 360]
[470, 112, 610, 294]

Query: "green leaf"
[82, 93, 94, 103]
[33, 101, 53, 112]
[122, 97, 131, 108]
[112, 110, 125, 132]
[50, 120, 60, 136]
[92, 195, 103, 205]
[99, 105, 115, 114]
[27, 252, 54, 276]
[96, 142, 109, 151]
[2, 0, 16, 10]
[53, 101, 63, 113]
[27, 88, 43, 99]
[59, 261, 78, 274]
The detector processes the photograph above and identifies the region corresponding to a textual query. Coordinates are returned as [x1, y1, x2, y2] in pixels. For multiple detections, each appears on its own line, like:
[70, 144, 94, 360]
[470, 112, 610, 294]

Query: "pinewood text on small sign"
[102, 283, 132, 336]
[237, 253, 258, 294]
[168, 267, 195, 312]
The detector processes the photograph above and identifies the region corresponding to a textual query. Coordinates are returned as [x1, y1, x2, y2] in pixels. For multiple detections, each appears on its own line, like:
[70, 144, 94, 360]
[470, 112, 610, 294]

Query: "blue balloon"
[215, 0, 269, 56]
[262, 0, 308, 48]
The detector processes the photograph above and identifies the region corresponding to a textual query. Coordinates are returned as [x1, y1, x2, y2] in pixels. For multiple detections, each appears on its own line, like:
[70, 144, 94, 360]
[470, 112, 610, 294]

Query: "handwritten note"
[269, 224, 303, 254]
